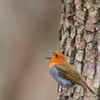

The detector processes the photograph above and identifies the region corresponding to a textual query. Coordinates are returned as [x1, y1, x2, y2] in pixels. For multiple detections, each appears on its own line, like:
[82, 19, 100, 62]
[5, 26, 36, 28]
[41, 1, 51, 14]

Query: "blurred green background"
[0, 0, 60, 100]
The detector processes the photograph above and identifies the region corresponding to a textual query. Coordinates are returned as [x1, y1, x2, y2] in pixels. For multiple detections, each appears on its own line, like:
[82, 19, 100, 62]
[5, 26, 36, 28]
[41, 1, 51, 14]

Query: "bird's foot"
[59, 94, 69, 100]
[59, 90, 68, 97]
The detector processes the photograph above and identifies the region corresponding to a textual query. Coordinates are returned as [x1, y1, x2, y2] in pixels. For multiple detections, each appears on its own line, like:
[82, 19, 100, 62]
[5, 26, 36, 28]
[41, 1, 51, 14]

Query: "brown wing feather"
[55, 62, 81, 85]
[55, 62, 96, 94]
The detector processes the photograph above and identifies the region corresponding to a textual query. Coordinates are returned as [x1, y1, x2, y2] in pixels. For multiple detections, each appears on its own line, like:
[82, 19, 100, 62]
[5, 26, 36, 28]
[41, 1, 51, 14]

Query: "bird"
[45, 49, 95, 95]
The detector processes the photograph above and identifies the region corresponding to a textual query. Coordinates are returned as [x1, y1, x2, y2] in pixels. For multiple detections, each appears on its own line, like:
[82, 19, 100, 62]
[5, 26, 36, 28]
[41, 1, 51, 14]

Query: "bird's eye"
[56, 55, 58, 57]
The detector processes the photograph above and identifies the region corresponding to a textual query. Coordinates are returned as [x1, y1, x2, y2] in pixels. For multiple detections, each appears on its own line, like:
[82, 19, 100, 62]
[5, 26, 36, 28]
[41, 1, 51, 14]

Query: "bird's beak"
[45, 49, 53, 59]
[45, 57, 51, 59]
[48, 49, 53, 53]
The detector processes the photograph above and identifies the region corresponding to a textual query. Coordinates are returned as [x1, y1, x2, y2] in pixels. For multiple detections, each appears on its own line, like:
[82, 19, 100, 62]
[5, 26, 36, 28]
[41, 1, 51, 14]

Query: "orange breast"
[49, 63, 54, 72]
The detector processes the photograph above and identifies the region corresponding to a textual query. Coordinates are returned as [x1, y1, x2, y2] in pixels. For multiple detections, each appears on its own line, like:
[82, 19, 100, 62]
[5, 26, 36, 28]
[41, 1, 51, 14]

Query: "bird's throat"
[49, 60, 64, 72]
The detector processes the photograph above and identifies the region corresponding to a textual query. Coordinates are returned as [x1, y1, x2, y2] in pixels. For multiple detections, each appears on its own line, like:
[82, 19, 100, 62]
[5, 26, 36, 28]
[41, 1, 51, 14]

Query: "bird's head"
[45, 49, 66, 64]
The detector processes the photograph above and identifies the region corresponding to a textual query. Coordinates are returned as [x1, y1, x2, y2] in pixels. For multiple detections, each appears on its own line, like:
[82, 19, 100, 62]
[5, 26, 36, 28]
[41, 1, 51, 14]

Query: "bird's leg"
[59, 87, 70, 97]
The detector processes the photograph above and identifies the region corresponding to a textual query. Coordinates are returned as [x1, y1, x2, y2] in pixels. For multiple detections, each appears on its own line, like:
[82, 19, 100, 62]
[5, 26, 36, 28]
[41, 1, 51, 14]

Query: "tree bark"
[57, 0, 100, 100]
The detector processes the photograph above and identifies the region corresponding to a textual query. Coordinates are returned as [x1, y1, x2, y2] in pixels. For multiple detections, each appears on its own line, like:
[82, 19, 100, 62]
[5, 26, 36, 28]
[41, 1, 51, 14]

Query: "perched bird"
[45, 49, 95, 94]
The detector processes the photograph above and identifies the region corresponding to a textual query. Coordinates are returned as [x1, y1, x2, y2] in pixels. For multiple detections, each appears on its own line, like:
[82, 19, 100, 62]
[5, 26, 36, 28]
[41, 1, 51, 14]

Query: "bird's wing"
[55, 62, 82, 85]
[55, 62, 96, 94]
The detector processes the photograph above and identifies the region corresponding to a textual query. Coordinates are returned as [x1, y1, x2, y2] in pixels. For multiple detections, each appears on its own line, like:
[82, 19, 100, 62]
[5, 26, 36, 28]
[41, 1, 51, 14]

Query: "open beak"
[45, 57, 51, 59]
[48, 49, 53, 53]
[45, 49, 53, 59]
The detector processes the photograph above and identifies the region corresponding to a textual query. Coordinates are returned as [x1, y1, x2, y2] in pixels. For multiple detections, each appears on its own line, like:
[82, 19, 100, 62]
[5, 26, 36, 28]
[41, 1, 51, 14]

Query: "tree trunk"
[57, 0, 100, 100]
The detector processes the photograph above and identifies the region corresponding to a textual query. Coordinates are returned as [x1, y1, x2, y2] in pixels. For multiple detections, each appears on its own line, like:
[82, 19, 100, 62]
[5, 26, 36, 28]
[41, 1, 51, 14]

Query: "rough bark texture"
[57, 0, 100, 100]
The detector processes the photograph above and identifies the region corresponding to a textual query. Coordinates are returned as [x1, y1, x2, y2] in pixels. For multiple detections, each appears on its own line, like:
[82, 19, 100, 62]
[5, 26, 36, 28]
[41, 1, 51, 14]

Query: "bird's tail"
[80, 77, 96, 94]
[85, 83, 96, 94]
